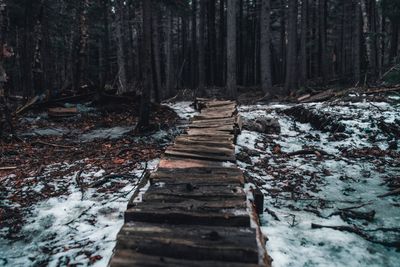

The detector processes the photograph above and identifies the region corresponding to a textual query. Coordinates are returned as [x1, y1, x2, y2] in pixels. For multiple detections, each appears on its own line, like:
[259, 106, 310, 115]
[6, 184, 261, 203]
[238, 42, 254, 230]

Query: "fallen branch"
[89, 173, 138, 188]
[378, 187, 400, 198]
[311, 223, 400, 248]
[32, 141, 75, 149]
[0, 166, 17, 171]
[264, 207, 280, 221]
[286, 149, 330, 157]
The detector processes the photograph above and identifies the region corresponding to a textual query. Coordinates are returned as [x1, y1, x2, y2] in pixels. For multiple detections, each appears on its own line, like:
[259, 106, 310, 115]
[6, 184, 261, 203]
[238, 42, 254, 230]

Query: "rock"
[237, 150, 252, 164]
[243, 116, 281, 134]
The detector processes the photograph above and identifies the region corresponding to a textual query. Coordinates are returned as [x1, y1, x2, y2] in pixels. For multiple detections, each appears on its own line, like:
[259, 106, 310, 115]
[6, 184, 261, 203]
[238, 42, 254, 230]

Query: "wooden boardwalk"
[110, 99, 270, 267]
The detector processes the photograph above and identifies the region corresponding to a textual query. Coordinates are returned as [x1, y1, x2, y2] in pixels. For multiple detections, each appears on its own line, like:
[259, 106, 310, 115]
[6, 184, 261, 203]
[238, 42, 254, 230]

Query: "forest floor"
[0, 101, 196, 266]
[0, 89, 399, 267]
[237, 92, 400, 267]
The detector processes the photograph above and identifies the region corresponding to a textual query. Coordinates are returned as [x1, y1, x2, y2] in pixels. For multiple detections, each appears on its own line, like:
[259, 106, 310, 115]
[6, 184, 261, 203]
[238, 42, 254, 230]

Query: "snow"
[165, 101, 198, 120]
[80, 126, 134, 142]
[0, 162, 157, 266]
[0, 103, 190, 266]
[237, 102, 400, 267]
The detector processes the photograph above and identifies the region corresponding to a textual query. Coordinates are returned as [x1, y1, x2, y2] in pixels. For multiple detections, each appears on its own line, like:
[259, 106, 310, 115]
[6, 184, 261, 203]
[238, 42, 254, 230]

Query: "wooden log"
[115, 223, 259, 263]
[125, 200, 250, 227]
[110, 250, 260, 267]
[143, 184, 246, 203]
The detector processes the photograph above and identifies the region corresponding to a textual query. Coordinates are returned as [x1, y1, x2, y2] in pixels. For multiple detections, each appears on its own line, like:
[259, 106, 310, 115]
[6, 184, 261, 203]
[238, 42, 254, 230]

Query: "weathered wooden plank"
[174, 138, 234, 149]
[176, 134, 234, 142]
[186, 128, 234, 136]
[165, 149, 235, 162]
[167, 143, 235, 155]
[143, 183, 246, 202]
[110, 250, 260, 267]
[158, 158, 228, 169]
[115, 223, 259, 263]
[125, 200, 250, 227]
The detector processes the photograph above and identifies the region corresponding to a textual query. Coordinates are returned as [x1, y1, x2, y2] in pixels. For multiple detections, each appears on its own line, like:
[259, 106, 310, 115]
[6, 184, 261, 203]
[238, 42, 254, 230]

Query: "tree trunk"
[152, 5, 161, 102]
[226, 0, 237, 99]
[260, 0, 272, 95]
[116, 0, 128, 94]
[138, 0, 153, 129]
[300, 0, 308, 85]
[389, 22, 398, 62]
[354, 0, 361, 84]
[219, 0, 226, 86]
[165, 8, 174, 97]
[75, 0, 89, 93]
[191, 0, 198, 89]
[207, 0, 216, 86]
[284, 0, 298, 92]
[198, 0, 206, 96]
[319, 0, 328, 82]
[360, 0, 373, 77]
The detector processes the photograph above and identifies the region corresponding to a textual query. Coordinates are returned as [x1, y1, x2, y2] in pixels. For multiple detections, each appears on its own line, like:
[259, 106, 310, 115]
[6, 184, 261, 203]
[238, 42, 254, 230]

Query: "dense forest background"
[1, 0, 400, 102]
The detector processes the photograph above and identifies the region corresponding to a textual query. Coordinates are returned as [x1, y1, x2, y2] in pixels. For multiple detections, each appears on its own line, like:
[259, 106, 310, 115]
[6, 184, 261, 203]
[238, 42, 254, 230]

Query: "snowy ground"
[237, 101, 400, 267]
[0, 102, 197, 267]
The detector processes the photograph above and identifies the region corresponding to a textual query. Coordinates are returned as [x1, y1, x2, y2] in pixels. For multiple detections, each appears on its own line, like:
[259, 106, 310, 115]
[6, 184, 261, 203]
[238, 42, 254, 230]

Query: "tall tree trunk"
[284, 0, 298, 92]
[101, 0, 110, 89]
[389, 22, 398, 62]
[191, 0, 198, 89]
[138, 0, 153, 129]
[116, 0, 128, 94]
[32, 3, 44, 96]
[319, 0, 328, 82]
[165, 9, 174, 97]
[260, 0, 272, 95]
[152, 5, 161, 102]
[219, 0, 226, 86]
[226, 0, 237, 99]
[75, 0, 89, 93]
[360, 0, 373, 78]
[207, 0, 216, 86]
[198, 0, 206, 96]
[354, 0, 361, 84]
[300, 0, 308, 85]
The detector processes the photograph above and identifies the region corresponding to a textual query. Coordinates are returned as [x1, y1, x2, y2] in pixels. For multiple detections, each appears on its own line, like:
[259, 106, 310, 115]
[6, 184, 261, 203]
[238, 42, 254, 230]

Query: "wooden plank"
[167, 143, 235, 156]
[165, 150, 235, 162]
[186, 128, 234, 136]
[158, 158, 228, 169]
[174, 138, 234, 149]
[115, 223, 259, 263]
[110, 250, 260, 267]
[176, 134, 234, 142]
[143, 183, 246, 202]
[125, 200, 250, 227]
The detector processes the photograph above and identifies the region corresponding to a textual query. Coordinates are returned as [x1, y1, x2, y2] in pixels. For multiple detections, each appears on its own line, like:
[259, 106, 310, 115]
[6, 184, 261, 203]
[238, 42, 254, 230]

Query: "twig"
[32, 141, 75, 149]
[286, 149, 330, 157]
[264, 207, 280, 221]
[311, 223, 400, 248]
[378, 187, 400, 198]
[0, 166, 17, 171]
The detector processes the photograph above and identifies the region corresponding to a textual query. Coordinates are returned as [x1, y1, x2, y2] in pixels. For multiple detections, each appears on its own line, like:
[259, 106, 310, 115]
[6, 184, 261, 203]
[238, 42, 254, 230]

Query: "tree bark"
[198, 0, 206, 96]
[226, 0, 238, 99]
[165, 8, 174, 98]
[152, 5, 161, 102]
[360, 0, 373, 77]
[284, 0, 298, 92]
[116, 0, 128, 94]
[300, 0, 308, 85]
[260, 0, 272, 95]
[354, 0, 361, 84]
[137, 0, 153, 129]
